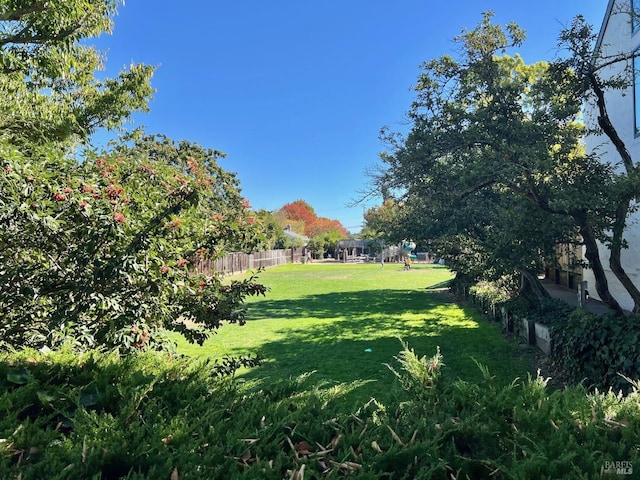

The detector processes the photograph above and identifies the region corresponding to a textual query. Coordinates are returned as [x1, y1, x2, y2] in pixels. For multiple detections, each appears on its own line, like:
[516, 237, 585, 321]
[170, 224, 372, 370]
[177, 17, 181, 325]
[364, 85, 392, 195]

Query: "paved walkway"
[541, 280, 613, 315]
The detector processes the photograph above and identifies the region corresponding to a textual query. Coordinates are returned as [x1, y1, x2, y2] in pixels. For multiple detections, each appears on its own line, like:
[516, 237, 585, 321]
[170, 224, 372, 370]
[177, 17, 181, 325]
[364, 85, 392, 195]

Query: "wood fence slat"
[194, 248, 304, 276]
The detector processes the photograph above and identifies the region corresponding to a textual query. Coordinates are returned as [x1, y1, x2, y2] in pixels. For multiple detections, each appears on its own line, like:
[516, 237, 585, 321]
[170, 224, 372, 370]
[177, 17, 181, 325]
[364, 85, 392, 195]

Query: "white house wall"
[583, 0, 640, 311]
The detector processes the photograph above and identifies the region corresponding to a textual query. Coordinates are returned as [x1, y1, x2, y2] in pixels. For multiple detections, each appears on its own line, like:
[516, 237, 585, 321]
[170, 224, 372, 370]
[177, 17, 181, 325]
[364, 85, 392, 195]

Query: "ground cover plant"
[173, 263, 534, 405]
[2, 340, 639, 478]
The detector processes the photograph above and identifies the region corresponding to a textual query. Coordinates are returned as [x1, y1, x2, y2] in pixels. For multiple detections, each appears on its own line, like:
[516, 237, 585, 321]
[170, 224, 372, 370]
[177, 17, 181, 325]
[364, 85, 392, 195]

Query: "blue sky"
[92, 1, 607, 233]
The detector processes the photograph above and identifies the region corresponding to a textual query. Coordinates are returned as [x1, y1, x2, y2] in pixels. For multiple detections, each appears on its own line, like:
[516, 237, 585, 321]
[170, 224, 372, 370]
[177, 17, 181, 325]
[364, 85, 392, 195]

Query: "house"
[582, 0, 640, 310]
[283, 224, 309, 245]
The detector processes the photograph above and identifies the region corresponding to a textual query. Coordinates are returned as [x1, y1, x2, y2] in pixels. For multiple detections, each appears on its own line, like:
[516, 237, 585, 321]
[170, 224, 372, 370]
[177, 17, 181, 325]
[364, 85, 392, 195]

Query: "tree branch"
[586, 70, 635, 172]
[0, 2, 48, 22]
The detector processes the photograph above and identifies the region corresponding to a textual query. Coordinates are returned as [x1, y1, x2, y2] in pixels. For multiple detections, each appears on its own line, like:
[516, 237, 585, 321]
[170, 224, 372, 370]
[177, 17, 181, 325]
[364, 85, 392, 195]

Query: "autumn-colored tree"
[277, 199, 348, 238]
[280, 200, 317, 228]
[306, 217, 348, 238]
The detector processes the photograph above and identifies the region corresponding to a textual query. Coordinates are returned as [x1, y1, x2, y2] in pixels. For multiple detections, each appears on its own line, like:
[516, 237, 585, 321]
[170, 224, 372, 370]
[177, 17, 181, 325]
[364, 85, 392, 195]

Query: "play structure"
[401, 240, 416, 256]
[401, 240, 416, 270]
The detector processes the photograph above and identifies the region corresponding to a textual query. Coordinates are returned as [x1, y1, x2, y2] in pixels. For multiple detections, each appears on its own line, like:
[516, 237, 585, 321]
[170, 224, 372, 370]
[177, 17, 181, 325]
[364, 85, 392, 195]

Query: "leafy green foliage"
[470, 277, 519, 306]
[1, 345, 638, 479]
[361, 199, 407, 246]
[254, 209, 290, 249]
[551, 309, 640, 393]
[368, 12, 625, 310]
[0, 0, 154, 147]
[0, 134, 267, 351]
[385, 339, 443, 398]
[307, 229, 344, 259]
[529, 298, 578, 326]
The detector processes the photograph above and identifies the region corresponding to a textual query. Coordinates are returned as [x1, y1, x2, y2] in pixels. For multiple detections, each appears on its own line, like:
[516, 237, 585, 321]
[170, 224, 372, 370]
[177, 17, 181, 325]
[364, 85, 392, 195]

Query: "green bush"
[469, 278, 515, 306]
[0, 136, 268, 352]
[551, 309, 640, 393]
[1, 345, 639, 479]
[530, 297, 578, 326]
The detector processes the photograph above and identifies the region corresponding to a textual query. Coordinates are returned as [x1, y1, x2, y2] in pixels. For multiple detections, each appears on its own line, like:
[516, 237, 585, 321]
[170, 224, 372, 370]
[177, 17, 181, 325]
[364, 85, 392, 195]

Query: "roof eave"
[593, 0, 617, 59]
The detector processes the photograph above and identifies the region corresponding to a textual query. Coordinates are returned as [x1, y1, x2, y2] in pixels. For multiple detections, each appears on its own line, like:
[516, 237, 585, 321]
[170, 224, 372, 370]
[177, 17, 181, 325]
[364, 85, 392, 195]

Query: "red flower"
[160, 265, 170, 275]
[105, 184, 123, 199]
[53, 192, 67, 202]
[186, 158, 198, 172]
[242, 199, 251, 209]
[63, 187, 72, 194]
[114, 212, 126, 223]
[140, 163, 156, 175]
[176, 258, 188, 268]
[79, 200, 88, 208]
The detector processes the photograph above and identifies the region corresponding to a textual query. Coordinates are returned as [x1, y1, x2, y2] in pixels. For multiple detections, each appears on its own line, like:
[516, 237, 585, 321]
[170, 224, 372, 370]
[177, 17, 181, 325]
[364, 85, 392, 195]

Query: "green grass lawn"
[173, 262, 534, 406]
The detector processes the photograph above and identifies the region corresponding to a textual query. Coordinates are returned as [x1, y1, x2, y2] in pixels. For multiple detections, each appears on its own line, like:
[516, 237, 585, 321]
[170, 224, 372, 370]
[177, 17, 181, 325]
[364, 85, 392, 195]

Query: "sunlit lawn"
[173, 262, 534, 405]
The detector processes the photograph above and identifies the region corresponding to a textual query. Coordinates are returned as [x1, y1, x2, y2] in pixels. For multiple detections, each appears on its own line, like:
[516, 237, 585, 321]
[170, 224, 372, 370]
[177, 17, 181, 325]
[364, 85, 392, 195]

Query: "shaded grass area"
[174, 263, 534, 405]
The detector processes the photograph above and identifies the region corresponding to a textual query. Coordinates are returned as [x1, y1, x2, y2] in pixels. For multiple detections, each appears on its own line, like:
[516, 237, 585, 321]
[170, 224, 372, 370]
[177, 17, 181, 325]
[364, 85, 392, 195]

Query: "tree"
[276, 199, 348, 238]
[0, 1, 270, 352]
[362, 199, 406, 245]
[370, 13, 619, 306]
[255, 209, 289, 249]
[0, 133, 267, 351]
[280, 200, 317, 229]
[556, 11, 640, 313]
[0, 0, 154, 148]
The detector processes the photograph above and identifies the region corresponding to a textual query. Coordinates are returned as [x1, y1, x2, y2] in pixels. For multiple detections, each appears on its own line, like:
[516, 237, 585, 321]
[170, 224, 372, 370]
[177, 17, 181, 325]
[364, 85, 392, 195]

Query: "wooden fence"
[195, 248, 305, 276]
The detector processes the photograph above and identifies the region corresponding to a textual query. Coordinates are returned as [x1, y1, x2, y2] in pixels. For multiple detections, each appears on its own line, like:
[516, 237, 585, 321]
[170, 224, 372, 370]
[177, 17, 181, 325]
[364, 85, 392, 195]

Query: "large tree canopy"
[0, 0, 154, 147]
[368, 12, 621, 307]
[0, 2, 268, 351]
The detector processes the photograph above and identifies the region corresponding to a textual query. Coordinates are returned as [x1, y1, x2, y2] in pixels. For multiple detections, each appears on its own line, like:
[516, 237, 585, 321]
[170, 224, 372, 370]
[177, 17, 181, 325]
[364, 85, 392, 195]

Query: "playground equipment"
[401, 240, 416, 270]
[401, 240, 416, 256]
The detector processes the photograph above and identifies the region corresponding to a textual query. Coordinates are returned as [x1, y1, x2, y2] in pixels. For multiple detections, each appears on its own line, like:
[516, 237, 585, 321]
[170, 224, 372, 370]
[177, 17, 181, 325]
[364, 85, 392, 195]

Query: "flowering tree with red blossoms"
[0, 133, 267, 351]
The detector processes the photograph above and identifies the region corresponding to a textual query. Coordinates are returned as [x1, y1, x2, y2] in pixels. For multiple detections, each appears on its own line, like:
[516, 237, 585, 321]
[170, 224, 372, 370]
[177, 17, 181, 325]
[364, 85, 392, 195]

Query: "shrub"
[551, 309, 640, 392]
[0, 135, 267, 352]
[385, 339, 443, 399]
[1, 345, 639, 478]
[469, 278, 515, 306]
[530, 297, 578, 326]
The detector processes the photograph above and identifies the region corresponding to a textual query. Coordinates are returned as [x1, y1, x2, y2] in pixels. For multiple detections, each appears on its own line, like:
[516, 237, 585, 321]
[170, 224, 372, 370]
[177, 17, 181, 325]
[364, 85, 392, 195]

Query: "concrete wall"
[583, 0, 640, 311]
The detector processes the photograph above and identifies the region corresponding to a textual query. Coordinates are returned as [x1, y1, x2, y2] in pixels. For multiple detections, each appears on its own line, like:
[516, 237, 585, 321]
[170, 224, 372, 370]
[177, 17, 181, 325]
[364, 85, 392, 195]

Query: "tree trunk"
[608, 200, 640, 313]
[586, 70, 636, 314]
[578, 217, 624, 315]
[519, 270, 550, 301]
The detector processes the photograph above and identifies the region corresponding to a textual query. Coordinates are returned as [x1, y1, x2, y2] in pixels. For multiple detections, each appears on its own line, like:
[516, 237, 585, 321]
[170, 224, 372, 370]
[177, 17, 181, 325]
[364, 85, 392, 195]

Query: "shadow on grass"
[425, 279, 453, 290]
[246, 288, 455, 322]
[240, 289, 533, 407]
